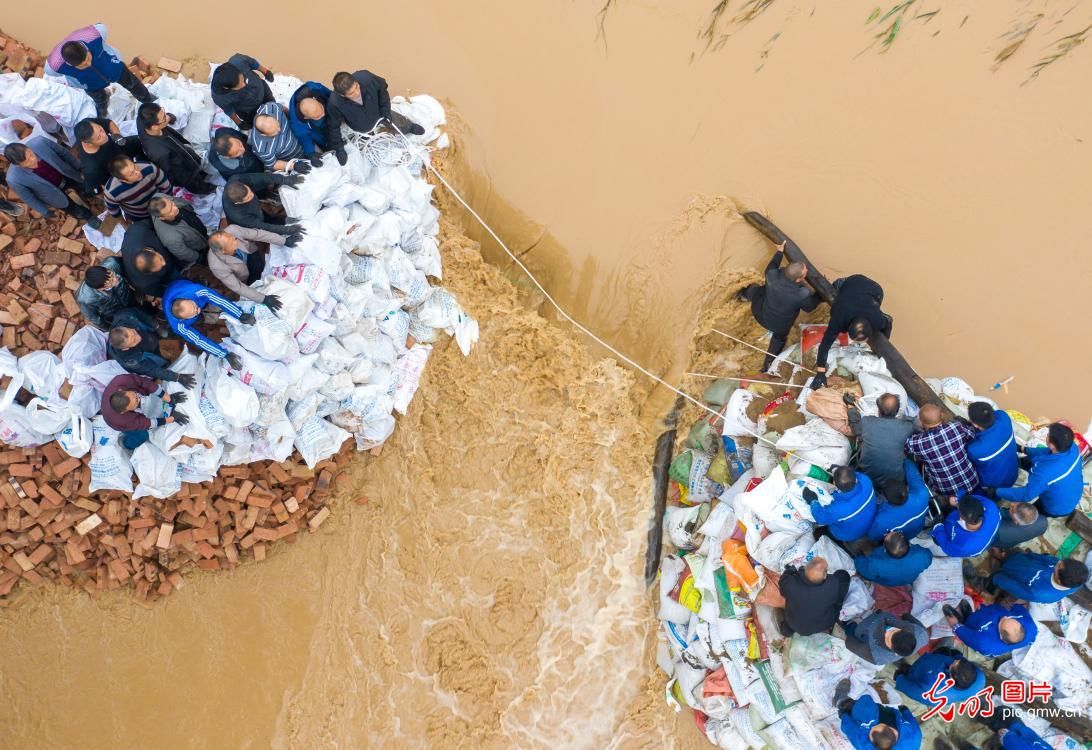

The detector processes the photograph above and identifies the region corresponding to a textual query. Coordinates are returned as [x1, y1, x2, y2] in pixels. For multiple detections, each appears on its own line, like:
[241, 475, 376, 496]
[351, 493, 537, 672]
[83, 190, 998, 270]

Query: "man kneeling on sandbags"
[326, 70, 425, 165]
[163, 279, 256, 370]
[100, 372, 190, 450]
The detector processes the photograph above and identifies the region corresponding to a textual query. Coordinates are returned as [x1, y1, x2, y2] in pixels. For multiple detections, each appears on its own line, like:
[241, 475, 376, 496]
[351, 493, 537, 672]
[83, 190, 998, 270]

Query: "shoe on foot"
[735, 285, 752, 303]
[942, 604, 961, 622]
[832, 677, 852, 709]
[389, 111, 425, 136]
[957, 599, 973, 620]
[86, 216, 102, 230]
[0, 198, 25, 217]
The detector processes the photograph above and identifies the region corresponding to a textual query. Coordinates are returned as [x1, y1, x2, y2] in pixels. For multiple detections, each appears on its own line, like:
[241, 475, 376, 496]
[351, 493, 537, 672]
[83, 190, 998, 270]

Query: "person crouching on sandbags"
[736, 241, 821, 372]
[810, 274, 892, 389]
[326, 70, 425, 165]
[100, 372, 190, 450]
[163, 279, 256, 371]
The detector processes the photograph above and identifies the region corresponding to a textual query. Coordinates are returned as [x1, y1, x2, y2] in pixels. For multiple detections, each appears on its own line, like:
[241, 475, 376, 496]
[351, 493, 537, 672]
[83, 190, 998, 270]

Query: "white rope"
[687, 373, 807, 388]
[710, 328, 817, 374]
[381, 119, 794, 452]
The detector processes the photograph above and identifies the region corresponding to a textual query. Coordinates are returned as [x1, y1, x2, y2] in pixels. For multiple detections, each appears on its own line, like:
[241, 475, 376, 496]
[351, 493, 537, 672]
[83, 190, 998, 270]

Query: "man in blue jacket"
[967, 402, 1019, 489]
[810, 466, 878, 543]
[3, 140, 100, 228]
[992, 552, 1088, 603]
[996, 719, 1052, 750]
[854, 531, 932, 587]
[867, 461, 931, 543]
[163, 280, 254, 369]
[837, 693, 921, 750]
[992, 423, 1084, 517]
[894, 648, 984, 706]
[931, 494, 999, 557]
[46, 24, 155, 118]
[289, 81, 333, 165]
[946, 602, 1036, 657]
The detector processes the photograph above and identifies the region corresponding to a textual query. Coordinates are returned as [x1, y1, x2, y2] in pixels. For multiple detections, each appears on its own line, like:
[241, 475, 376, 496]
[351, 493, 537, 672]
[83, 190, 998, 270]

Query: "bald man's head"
[804, 556, 828, 583]
[999, 616, 1026, 644]
[919, 404, 943, 429]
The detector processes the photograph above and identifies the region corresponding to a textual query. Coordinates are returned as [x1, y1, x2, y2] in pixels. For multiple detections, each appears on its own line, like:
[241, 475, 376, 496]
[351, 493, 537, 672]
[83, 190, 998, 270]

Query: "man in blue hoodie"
[854, 531, 933, 587]
[46, 24, 156, 118]
[163, 280, 254, 369]
[894, 648, 984, 707]
[289, 82, 333, 165]
[992, 423, 1084, 517]
[931, 494, 1000, 557]
[810, 466, 878, 543]
[837, 693, 921, 750]
[992, 553, 1088, 603]
[967, 402, 1019, 489]
[866, 461, 931, 543]
[946, 602, 1036, 657]
[996, 720, 1052, 750]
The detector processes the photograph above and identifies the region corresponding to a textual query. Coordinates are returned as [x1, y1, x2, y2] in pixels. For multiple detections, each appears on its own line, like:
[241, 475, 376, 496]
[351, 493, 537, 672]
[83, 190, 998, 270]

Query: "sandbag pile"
[0, 31, 476, 602]
[658, 323, 1091, 749]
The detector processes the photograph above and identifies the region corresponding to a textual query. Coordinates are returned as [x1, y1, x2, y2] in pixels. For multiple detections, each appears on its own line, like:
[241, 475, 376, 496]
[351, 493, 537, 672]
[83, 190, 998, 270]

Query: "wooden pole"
[981, 666, 1092, 739]
[646, 395, 685, 587]
[743, 212, 954, 420]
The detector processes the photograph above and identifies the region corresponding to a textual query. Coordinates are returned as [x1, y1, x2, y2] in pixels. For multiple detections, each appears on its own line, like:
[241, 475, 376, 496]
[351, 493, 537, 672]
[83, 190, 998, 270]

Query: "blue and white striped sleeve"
[196, 288, 245, 320]
[176, 321, 227, 359]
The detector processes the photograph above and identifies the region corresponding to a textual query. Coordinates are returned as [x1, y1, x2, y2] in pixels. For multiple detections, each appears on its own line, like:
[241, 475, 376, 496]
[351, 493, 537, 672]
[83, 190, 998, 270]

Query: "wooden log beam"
[743, 212, 953, 420]
[646, 395, 685, 587]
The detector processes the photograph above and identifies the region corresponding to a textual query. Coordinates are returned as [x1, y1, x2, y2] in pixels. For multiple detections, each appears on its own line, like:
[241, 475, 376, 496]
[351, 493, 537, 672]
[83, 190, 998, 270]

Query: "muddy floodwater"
[2, 1, 1091, 748]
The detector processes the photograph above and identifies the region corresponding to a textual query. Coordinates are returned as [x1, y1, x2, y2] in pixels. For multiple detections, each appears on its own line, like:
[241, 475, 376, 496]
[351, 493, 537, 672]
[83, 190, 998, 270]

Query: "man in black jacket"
[208, 127, 265, 180]
[326, 70, 424, 165]
[136, 103, 213, 194]
[222, 173, 304, 238]
[778, 556, 851, 636]
[120, 220, 180, 298]
[210, 53, 276, 128]
[108, 308, 195, 387]
[74, 117, 144, 195]
[737, 242, 821, 371]
[811, 274, 892, 389]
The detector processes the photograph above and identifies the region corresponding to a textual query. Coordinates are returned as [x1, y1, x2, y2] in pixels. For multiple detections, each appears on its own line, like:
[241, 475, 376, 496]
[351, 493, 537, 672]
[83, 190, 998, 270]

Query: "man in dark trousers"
[136, 103, 214, 195]
[222, 173, 304, 238]
[994, 502, 1047, 550]
[843, 610, 927, 666]
[74, 117, 144, 195]
[811, 274, 891, 389]
[208, 127, 265, 180]
[108, 308, 196, 388]
[3, 140, 100, 227]
[736, 241, 821, 371]
[120, 220, 180, 298]
[326, 70, 424, 164]
[777, 556, 850, 636]
[210, 53, 276, 128]
[46, 24, 156, 118]
[101, 372, 189, 449]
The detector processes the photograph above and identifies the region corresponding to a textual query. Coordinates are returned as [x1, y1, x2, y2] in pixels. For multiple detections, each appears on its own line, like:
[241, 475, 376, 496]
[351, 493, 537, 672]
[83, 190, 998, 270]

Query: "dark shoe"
[832, 677, 852, 709]
[932, 738, 954, 750]
[735, 285, 753, 303]
[942, 604, 962, 623]
[389, 111, 425, 136]
[777, 615, 794, 638]
[86, 216, 102, 230]
[0, 198, 24, 217]
[957, 600, 973, 620]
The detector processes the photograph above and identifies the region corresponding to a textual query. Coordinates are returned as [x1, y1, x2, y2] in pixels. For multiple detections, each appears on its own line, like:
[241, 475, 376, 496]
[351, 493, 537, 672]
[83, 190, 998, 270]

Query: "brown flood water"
[2, 2, 1092, 748]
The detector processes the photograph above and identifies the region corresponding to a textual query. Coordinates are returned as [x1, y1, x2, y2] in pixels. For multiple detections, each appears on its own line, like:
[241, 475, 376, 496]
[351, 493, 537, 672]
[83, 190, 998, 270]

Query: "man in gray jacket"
[207, 226, 283, 310]
[842, 610, 927, 665]
[76, 257, 136, 330]
[3, 138, 101, 228]
[845, 392, 913, 488]
[149, 194, 208, 267]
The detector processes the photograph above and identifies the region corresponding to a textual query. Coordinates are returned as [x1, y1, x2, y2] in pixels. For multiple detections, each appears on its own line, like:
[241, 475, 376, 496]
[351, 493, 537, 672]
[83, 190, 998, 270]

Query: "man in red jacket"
[101, 373, 190, 450]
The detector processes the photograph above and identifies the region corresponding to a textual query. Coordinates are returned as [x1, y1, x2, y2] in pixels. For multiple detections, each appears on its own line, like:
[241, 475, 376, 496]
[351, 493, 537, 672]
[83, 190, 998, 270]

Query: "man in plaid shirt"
[905, 404, 979, 497]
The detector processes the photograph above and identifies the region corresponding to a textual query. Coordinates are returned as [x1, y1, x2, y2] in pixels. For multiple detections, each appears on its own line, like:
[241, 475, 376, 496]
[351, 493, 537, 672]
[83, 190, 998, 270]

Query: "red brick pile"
[0, 31, 359, 604]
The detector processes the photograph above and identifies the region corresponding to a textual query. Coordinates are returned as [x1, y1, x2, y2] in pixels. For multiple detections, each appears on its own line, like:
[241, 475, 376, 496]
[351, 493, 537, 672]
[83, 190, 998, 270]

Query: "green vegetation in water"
[993, 14, 1044, 70]
[1027, 23, 1092, 81]
[863, 1, 921, 53]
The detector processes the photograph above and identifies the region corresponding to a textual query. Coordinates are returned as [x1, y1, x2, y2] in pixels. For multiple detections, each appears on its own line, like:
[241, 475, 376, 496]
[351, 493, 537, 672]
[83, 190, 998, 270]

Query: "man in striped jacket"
[104, 155, 171, 222]
[163, 280, 254, 370]
[250, 102, 311, 174]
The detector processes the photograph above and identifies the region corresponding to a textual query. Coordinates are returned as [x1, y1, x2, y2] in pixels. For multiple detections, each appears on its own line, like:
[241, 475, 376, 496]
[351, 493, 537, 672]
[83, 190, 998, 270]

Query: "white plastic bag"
[88, 416, 135, 493]
[293, 415, 350, 469]
[131, 442, 183, 500]
[57, 413, 92, 458]
[223, 343, 290, 395]
[223, 300, 299, 360]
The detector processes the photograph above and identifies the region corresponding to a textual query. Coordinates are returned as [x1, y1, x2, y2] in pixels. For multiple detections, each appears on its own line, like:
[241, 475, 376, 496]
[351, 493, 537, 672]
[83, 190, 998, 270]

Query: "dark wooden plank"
[646, 395, 684, 587]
